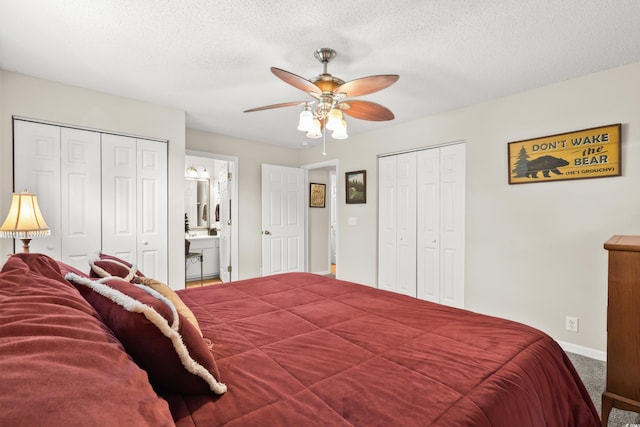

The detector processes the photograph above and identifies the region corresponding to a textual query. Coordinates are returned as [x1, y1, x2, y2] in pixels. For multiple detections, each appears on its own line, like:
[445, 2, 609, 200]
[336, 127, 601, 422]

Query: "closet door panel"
[439, 144, 465, 308]
[101, 134, 137, 263]
[378, 156, 398, 293]
[60, 128, 102, 270]
[417, 149, 440, 302]
[396, 152, 417, 296]
[137, 139, 168, 282]
[13, 121, 61, 259]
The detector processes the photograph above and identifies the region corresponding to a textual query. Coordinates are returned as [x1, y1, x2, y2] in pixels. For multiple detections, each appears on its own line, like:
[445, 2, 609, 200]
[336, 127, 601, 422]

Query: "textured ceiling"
[1, 1, 640, 149]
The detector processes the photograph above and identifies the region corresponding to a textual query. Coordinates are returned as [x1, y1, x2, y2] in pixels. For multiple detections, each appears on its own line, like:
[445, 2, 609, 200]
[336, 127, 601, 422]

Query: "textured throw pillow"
[65, 273, 226, 395]
[89, 253, 144, 282]
[136, 276, 203, 337]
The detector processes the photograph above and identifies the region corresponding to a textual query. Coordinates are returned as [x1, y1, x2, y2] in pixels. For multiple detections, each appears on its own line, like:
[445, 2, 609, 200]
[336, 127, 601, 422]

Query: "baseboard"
[314, 270, 331, 276]
[558, 340, 606, 361]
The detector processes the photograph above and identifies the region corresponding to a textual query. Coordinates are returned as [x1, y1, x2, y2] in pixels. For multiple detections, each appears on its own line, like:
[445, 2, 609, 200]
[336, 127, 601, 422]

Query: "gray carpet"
[567, 352, 640, 426]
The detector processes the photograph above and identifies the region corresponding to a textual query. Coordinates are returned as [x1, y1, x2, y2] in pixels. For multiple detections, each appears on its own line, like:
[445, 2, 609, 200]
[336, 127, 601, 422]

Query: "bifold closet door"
[378, 152, 417, 297]
[417, 144, 465, 308]
[101, 134, 167, 282]
[101, 134, 137, 262]
[13, 121, 61, 259]
[136, 138, 168, 282]
[13, 120, 101, 271]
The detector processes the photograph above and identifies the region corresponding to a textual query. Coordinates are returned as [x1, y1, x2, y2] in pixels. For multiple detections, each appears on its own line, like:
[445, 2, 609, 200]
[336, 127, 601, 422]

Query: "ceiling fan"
[244, 48, 399, 140]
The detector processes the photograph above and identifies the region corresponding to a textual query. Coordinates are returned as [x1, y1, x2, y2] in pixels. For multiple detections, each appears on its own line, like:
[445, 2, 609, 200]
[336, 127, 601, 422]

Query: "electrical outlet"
[565, 316, 579, 332]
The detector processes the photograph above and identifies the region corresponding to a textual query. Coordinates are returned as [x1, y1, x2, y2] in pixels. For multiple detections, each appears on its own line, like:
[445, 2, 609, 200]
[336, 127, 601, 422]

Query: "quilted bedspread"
[165, 273, 599, 426]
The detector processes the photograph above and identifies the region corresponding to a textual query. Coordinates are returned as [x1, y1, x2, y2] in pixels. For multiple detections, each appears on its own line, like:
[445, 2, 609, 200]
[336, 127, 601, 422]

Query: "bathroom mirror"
[184, 178, 210, 230]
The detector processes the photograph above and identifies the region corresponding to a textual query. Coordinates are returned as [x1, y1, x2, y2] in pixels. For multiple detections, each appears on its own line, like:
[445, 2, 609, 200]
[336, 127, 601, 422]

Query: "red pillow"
[65, 274, 226, 395]
[89, 253, 144, 281]
[56, 260, 89, 278]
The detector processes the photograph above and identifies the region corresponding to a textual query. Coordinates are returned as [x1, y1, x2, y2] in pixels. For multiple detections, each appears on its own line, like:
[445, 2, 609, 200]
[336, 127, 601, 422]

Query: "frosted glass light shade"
[297, 110, 314, 131]
[326, 109, 343, 131]
[332, 119, 348, 139]
[306, 119, 322, 138]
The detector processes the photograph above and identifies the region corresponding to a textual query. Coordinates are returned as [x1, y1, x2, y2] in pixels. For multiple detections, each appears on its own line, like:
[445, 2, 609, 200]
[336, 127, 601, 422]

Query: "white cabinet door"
[186, 237, 220, 280]
[261, 164, 305, 276]
[101, 134, 137, 263]
[13, 121, 61, 259]
[137, 138, 167, 281]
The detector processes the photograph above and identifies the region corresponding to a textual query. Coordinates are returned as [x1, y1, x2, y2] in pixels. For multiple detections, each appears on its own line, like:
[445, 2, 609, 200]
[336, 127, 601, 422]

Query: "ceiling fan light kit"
[244, 48, 398, 144]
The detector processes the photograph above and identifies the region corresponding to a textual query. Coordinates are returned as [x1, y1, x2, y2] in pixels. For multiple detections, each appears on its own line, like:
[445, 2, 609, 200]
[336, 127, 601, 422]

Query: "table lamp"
[0, 191, 51, 253]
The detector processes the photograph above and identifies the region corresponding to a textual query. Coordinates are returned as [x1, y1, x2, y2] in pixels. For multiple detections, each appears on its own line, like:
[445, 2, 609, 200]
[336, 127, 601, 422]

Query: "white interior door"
[218, 161, 231, 282]
[330, 171, 337, 264]
[261, 164, 305, 276]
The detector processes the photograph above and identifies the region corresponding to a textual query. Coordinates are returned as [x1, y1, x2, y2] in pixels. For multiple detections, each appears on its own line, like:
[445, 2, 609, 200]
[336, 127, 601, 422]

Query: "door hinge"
[227, 219, 232, 225]
[227, 172, 232, 180]
[227, 265, 232, 273]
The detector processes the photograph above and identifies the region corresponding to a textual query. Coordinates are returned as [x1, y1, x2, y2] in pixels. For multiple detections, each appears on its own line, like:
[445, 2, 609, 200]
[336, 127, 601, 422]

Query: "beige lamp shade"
[0, 192, 51, 240]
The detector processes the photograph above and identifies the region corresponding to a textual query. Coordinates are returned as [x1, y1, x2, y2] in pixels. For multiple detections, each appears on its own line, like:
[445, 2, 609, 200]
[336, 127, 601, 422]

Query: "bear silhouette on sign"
[525, 155, 569, 178]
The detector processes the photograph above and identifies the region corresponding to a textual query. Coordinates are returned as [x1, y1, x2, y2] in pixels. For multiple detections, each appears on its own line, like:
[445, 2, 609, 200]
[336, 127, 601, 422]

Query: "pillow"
[136, 276, 203, 337]
[89, 253, 144, 281]
[56, 260, 89, 278]
[65, 273, 226, 395]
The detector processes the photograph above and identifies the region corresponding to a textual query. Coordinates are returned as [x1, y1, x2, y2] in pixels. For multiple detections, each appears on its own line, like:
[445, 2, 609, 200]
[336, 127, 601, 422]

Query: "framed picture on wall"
[309, 183, 326, 208]
[345, 170, 366, 204]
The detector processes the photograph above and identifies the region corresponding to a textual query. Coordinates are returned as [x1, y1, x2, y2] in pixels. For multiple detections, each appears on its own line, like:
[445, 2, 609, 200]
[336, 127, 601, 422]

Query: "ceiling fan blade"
[337, 74, 399, 97]
[244, 101, 307, 113]
[342, 100, 395, 121]
[271, 67, 321, 95]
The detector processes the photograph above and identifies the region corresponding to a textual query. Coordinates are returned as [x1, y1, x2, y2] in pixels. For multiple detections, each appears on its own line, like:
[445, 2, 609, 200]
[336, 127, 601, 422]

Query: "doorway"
[185, 150, 239, 282]
[302, 159, 339, 277]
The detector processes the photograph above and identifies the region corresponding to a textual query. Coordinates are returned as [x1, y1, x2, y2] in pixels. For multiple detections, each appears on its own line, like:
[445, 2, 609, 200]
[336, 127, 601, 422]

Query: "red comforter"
[166, 273, 599, 426]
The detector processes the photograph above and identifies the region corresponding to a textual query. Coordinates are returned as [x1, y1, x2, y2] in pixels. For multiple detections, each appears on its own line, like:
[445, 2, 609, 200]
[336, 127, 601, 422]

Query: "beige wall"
[298, 61, 640, 357]
[308, 169, 331, 274]
[0, 70, 186, 288]
[3, 61, 639, 357]
[185, 128, 300, 279]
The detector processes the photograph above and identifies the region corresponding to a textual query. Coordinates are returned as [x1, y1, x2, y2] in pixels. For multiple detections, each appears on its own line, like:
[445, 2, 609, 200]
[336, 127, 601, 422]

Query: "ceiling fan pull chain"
[322, 128, 327, 156]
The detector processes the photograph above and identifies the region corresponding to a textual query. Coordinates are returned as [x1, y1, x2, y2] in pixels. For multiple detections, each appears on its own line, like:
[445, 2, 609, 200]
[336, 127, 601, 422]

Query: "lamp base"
[20, 238, 31, 253]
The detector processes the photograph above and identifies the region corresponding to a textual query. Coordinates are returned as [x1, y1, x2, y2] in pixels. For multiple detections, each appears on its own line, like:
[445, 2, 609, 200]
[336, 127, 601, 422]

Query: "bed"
[167, 273, 599, 426]
[0, 253, 599, 426]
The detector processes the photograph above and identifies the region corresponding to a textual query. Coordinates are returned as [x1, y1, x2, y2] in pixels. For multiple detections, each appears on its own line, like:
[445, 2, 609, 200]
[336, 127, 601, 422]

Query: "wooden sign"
[508, 124, 621, 184]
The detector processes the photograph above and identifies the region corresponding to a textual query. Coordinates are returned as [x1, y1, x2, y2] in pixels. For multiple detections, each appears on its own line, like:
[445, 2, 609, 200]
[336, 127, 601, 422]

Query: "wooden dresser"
[602, 235, 640, 426]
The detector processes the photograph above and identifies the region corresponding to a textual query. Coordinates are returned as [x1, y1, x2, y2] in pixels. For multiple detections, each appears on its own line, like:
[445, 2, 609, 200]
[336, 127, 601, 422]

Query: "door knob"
[263, 230, 271, 235]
